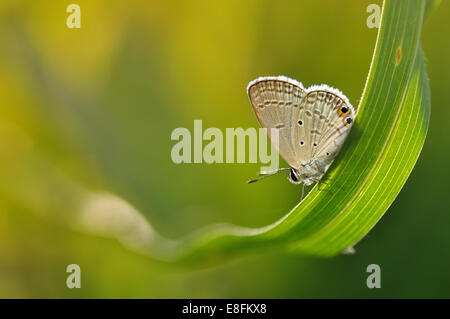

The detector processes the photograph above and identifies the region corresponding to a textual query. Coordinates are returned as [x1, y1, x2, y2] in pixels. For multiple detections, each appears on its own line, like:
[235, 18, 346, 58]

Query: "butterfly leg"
[301, 183, 306, 201]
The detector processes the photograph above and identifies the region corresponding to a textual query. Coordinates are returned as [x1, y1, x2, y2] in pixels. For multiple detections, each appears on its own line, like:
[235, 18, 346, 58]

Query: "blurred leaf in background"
[0, 0, 449, 298]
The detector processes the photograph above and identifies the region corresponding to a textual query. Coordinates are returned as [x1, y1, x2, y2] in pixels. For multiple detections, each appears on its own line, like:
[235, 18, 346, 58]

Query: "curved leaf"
[5, 0, 431, 267]
[121, 0, 433, 266]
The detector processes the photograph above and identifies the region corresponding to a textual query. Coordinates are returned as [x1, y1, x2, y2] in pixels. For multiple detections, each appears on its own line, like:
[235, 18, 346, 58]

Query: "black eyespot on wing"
[338, 105, 349, 116]
[298, 120, 303, 126]
[313, 143, 317, 147]
[300, 141, 304, 145]
[344, 117, 353, 126]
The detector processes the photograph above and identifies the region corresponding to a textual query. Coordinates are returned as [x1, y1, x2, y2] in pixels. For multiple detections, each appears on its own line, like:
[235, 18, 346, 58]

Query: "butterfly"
[247, 76, 355, 198]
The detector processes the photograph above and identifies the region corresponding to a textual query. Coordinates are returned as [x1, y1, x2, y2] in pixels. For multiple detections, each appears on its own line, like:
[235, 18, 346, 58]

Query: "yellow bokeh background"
[0, 0, 449, 297]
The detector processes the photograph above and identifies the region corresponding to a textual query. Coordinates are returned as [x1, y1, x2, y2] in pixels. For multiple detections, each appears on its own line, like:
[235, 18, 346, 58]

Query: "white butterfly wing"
[248, 76, 355, 174]
[293, 86, 355, 171]
[247, 76, 307, 169]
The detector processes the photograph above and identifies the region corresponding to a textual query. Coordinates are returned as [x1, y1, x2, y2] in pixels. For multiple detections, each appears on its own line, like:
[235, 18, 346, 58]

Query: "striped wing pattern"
[247, 76, 307, 169]
[248, 76, 355, 172]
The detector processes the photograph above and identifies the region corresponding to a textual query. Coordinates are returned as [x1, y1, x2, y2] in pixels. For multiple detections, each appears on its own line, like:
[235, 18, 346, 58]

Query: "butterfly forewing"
[247, 76, 307, 169]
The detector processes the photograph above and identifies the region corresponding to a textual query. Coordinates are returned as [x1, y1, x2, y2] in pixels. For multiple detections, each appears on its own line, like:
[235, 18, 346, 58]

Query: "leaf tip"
[341, 246, 356, 255]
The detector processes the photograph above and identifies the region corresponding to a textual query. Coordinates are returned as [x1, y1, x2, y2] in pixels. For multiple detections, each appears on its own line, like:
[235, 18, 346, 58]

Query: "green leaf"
[122, 0, 433, 266]
[11, 0, 430, 267]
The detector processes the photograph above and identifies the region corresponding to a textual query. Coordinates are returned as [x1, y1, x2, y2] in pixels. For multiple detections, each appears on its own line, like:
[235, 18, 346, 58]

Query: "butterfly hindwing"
[293, 86, 355, 171]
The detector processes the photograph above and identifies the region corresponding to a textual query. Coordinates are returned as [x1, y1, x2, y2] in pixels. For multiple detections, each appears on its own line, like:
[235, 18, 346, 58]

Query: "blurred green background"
[0, 0, 449, 298]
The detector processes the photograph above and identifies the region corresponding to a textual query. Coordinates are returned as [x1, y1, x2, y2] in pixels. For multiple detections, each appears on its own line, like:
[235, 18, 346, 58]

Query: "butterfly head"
[288, 165, 322, 186]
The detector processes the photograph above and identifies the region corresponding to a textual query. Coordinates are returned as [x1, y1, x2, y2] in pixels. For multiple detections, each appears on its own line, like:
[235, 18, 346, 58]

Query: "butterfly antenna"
[247, 168, 290, 184]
